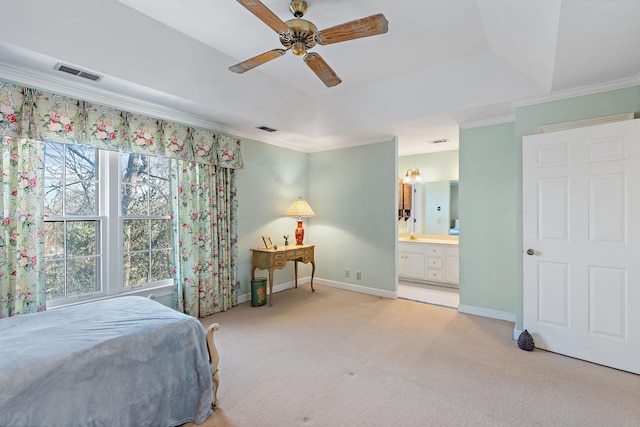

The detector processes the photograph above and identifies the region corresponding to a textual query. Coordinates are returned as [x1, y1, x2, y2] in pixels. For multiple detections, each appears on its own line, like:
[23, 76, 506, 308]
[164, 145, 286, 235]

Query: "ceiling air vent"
[430, 138, 449, 144]
[54, 63, 102, 82]
[256, 125, 277, 133]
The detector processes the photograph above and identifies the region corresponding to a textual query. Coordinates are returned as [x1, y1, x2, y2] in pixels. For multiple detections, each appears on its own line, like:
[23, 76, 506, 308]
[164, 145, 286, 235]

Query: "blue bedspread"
[0, 296, 213, 427]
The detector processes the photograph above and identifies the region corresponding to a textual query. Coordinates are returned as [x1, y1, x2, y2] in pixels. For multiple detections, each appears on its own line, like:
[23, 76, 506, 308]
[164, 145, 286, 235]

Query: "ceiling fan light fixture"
[292, 41, 307, 56]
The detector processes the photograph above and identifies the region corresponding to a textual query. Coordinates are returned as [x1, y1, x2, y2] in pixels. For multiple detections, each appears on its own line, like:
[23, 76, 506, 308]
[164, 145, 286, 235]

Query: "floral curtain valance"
[0, 80, 243, 169]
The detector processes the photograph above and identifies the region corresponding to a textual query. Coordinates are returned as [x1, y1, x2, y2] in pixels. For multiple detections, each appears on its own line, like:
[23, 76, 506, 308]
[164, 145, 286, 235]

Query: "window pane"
[67, 221, 98, 257]
[123, 219, 149, 252]
[44, 222, 64, 259]
[123, 252, 150, 287]
[121, 184, 149, 215]
[65, 182, 97, 215]
[44, 142, 64, 178]
[45, 260, 65, 300]
[67, 257, 100, 296]
[44, 178, 63, 216]
[149, 180, 170, 215]
[121, 153, 148, 184]
[151, 249, 172, 282]
[149, 157, 171, 215]
[151, 219, 172, 249]
[148, 156, 170, 177]
[65, 145, 96, 181]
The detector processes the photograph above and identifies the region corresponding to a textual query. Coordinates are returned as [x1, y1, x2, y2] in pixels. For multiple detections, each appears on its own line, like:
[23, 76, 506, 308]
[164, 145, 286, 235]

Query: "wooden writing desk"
[251, 244, 315, 306]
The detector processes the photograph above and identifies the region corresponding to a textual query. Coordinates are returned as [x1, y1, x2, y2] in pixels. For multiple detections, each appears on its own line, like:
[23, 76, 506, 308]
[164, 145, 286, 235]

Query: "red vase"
[295, 220, 304, 245]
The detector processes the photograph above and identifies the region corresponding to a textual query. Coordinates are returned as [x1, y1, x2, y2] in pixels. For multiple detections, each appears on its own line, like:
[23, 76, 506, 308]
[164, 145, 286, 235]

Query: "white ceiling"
[1, 0, 639, 155]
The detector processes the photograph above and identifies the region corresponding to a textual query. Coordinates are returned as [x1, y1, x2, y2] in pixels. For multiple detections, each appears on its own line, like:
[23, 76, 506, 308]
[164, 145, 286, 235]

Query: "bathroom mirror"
[398, 181, 458, 237]
[423, 181, 458, 235]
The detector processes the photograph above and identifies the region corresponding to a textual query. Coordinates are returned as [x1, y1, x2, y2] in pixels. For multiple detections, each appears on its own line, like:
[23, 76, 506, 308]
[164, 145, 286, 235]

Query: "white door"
[523, 119, 640, 374]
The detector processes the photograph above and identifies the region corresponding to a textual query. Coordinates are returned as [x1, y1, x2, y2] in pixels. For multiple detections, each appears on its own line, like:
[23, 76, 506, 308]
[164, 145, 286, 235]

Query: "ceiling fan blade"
[303, 53, 342, 87]
[236, 0, 291, 36]
[314, 13, 389, 45]
[229, 49, 288, 74]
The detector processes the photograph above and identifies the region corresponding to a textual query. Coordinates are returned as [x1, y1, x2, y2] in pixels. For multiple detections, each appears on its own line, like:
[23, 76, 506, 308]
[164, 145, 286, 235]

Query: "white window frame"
[45, 147, 174, 309]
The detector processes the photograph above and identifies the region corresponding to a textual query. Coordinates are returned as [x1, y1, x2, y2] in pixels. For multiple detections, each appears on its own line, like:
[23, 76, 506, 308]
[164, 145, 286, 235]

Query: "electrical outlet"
[345, 269, 350, 278]
[356, 271, 361, 280]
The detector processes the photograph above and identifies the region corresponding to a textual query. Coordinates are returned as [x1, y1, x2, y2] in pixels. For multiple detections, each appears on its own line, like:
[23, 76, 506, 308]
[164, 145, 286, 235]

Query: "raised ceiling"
[1, 0, 639, 155]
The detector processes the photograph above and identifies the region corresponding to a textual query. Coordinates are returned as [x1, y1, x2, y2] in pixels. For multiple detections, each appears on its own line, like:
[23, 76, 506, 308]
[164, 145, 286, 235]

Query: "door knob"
[526, 248, 535, 256]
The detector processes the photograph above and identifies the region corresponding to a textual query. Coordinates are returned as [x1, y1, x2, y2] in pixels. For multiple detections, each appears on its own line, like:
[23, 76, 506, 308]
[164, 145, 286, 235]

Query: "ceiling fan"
[229, 0, 389, 87]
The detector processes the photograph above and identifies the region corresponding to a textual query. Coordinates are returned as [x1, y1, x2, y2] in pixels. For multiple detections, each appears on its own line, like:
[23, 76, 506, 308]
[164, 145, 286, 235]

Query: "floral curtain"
[0, 79, 242, 317]
[0, 138, 46, 317]
[172, 158, 239, 317]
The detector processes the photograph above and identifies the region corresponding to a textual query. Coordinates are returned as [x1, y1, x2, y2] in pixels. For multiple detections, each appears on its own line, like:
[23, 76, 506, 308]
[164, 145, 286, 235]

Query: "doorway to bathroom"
[398, 280, 459, 308]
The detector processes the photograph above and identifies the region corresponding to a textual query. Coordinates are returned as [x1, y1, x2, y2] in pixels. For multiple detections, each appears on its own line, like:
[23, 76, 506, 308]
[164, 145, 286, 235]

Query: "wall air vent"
[430, 138, 450, 144]
[256, 125, 277, 132]
[54, 63, 102, 82]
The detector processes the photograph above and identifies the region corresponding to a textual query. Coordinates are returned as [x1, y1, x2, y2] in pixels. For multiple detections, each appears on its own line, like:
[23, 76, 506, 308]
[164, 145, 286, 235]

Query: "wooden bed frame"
[206, 323, 221, 407]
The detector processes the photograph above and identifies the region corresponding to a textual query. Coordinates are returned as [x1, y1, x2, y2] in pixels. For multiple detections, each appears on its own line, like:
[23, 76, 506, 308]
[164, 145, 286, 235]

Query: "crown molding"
[459, 76, 640, 130]
[513, 75, 640, 108]
[460, 115, 515, 130]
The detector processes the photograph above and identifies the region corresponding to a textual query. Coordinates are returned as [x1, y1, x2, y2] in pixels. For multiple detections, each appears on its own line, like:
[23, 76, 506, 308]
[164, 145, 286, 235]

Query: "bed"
[0, 296, 220, 427]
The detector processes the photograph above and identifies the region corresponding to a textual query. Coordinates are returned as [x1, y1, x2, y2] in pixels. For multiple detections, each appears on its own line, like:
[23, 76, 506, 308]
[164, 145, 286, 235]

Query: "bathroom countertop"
[398, 235, 459, 245]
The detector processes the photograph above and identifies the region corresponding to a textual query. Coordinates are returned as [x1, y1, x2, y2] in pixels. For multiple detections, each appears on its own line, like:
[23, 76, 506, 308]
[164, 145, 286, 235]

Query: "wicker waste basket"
[251, 277, 267, 307]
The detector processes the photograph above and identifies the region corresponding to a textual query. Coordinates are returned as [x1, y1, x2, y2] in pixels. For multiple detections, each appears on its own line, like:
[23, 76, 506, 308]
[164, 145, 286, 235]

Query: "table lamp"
[285, 197, 315, 245]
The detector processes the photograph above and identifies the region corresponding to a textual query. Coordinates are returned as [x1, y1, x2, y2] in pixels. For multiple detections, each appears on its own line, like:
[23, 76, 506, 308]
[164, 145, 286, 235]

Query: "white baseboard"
[313, 278, 398, 299]
[458, 304, 516, 323]
[513, 328, 523, 340]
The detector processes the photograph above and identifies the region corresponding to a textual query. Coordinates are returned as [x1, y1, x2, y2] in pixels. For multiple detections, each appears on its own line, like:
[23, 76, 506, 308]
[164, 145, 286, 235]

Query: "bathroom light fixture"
[285, 197, 315, 245]
[402, 169, 422, 184]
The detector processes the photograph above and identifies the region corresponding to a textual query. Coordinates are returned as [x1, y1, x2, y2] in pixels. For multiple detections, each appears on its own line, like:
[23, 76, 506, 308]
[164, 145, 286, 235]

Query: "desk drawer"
[303, 247, 313, 261]
[272, 252, 286, 268]
[292, 249, 305, 258]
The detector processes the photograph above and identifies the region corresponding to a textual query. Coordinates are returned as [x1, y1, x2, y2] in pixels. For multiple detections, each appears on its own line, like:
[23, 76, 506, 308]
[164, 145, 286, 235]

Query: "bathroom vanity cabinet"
[398, 240, 459, 287]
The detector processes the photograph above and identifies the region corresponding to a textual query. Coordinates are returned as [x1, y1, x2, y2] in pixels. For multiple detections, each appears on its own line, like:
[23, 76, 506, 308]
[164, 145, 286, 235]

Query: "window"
[43, 142, 173, 307]
[121, 153, 173, 288]
[44, 143, 101, 301]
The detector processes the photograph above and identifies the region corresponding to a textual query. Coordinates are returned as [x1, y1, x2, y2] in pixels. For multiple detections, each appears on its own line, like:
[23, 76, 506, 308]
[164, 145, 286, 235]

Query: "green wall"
[308, 140, 398, 294]
[398, 150, 459, 182]
[459, 122, 517, 316]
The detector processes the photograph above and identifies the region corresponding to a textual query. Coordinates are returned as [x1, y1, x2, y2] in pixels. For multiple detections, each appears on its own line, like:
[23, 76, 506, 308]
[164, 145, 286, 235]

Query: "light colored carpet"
[187, 284, 640, 427]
